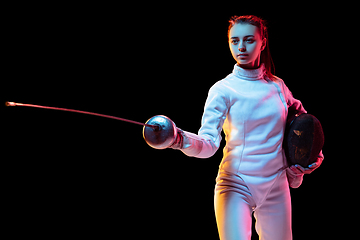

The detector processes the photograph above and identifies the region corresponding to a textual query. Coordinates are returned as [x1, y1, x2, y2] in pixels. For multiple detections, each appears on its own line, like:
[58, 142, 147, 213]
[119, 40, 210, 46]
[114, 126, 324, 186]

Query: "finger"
[296, 165, 315, 175]
[290, 166, 303, 175]
[308, 162, 318, 169]
[302, 169, 314, 174]
[295, 164, 306, 173]
[308, 158, 323, 169]
[301, 166, 318, 174]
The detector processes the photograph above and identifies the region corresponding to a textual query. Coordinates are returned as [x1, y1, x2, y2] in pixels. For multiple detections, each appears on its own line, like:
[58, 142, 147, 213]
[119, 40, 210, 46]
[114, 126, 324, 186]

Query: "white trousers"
[214, 170, 292, 240]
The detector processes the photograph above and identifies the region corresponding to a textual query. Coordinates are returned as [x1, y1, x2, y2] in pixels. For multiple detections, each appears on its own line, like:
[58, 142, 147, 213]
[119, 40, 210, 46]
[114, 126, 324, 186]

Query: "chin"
[237, 60, 252, 66]
[236, 57, 259, 68]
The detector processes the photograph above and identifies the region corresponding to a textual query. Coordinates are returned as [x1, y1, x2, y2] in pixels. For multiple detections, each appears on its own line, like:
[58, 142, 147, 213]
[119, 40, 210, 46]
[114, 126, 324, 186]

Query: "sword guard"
[143, 115, 177, 149]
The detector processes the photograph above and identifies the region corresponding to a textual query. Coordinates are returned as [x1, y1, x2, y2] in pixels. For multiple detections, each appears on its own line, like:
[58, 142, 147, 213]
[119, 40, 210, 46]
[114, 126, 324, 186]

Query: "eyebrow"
[230, 35, 255, 39]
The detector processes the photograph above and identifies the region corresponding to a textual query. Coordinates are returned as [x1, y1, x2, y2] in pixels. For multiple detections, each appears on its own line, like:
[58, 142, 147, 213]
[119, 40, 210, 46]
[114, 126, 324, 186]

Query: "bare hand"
[289, 156, 323, 175]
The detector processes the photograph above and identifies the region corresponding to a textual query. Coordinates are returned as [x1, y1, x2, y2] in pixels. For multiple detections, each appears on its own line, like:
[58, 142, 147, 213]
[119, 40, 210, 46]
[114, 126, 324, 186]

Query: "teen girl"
[169, 15, 324, 240]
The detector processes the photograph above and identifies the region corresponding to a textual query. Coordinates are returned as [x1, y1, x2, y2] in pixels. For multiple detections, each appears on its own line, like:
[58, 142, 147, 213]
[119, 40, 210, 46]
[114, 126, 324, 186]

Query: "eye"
[246, 39, 255, 43]
[231, 39, 239, 45]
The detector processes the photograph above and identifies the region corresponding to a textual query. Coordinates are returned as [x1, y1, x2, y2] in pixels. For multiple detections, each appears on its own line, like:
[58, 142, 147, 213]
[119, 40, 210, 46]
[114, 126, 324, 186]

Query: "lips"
[238, 54, 248, 57]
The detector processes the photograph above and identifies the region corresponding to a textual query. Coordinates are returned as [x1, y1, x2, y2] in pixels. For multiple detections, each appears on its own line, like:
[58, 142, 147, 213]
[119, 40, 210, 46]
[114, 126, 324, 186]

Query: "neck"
[238, 56, 261, 69]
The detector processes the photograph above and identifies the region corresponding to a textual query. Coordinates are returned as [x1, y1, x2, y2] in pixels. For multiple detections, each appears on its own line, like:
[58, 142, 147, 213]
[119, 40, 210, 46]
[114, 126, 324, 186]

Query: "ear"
[261, 38, 267, 51]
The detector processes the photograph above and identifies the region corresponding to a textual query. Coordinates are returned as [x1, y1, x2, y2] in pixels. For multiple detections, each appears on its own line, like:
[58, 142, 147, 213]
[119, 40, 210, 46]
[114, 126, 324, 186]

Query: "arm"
[283, 82, 307, 123]
[171, 84, 228, 158]
[281, 81, 325, 187]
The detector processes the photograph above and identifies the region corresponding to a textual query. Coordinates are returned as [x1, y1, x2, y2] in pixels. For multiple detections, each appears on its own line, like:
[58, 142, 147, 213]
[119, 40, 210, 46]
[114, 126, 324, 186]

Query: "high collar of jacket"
[232, 63, 266, 80]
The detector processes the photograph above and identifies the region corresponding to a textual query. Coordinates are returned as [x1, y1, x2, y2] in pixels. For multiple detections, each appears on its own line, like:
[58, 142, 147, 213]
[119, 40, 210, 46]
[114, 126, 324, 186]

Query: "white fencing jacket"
[180, 64, 309, 204]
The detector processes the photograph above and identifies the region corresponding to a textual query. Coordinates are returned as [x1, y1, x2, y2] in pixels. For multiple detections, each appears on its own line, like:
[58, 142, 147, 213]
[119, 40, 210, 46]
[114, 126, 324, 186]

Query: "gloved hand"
[169, 128, 184, 149]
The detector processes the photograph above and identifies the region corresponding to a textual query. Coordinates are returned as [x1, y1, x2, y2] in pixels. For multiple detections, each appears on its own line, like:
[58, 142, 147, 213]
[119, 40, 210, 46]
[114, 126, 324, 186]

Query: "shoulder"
[270, 75, 301, 106]
[209, 73, 236, 93]
[270, 74, 285, 85]
[204, 75, 235, 106]
[269, 75, 289, 92]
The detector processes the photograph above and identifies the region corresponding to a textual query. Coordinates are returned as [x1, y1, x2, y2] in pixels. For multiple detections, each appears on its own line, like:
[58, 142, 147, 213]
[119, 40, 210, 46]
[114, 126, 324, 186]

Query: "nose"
[238, 41, 246, 52]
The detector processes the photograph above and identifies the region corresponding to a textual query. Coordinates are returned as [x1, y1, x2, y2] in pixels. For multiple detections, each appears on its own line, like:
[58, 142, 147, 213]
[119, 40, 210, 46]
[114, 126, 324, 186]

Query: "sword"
[5, 101, 177, 149]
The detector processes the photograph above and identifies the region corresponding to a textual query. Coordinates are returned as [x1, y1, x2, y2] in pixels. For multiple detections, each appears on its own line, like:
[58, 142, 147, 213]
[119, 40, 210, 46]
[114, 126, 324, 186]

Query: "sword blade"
[5, 101, 157, 129]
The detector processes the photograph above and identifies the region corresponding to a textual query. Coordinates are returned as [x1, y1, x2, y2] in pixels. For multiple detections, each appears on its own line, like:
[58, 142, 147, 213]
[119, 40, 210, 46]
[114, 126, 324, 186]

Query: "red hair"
[228, 15, 276, 81]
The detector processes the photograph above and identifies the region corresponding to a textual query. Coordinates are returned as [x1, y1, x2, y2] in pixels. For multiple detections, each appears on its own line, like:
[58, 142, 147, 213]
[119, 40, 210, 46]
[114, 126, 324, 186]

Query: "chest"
[225, 79, 287, 127]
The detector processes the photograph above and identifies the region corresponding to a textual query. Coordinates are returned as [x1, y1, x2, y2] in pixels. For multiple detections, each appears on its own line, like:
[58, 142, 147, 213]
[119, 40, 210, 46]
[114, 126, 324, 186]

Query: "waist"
[220, 146, 286, 176]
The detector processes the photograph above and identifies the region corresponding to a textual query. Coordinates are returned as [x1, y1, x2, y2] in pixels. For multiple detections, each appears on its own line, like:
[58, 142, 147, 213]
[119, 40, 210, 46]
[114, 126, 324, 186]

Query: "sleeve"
[279, 80, 324, 188]
[282, 82, 307, 120]
[286, 168, 304, 188]
[285, 83, 325, 163]
[180, 84, 228, 158]
[318, 149, 324, 161]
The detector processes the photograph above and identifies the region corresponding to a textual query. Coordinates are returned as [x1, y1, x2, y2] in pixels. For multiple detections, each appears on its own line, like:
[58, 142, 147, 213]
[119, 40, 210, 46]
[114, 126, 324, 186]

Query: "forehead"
[229, 23, 260, 38]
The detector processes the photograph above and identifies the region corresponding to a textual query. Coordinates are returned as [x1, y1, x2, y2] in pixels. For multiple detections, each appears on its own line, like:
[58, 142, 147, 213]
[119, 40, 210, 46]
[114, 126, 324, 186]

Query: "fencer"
[166, 15, 324, 240]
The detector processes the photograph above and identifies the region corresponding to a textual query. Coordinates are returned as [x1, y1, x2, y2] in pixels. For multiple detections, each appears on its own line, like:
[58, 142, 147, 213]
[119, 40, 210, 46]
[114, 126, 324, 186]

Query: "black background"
[3, 2, 342, 239]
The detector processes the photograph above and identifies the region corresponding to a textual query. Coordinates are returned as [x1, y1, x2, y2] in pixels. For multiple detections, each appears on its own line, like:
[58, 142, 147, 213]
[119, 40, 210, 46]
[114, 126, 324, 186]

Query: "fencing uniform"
[176, 64, 318, 240]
